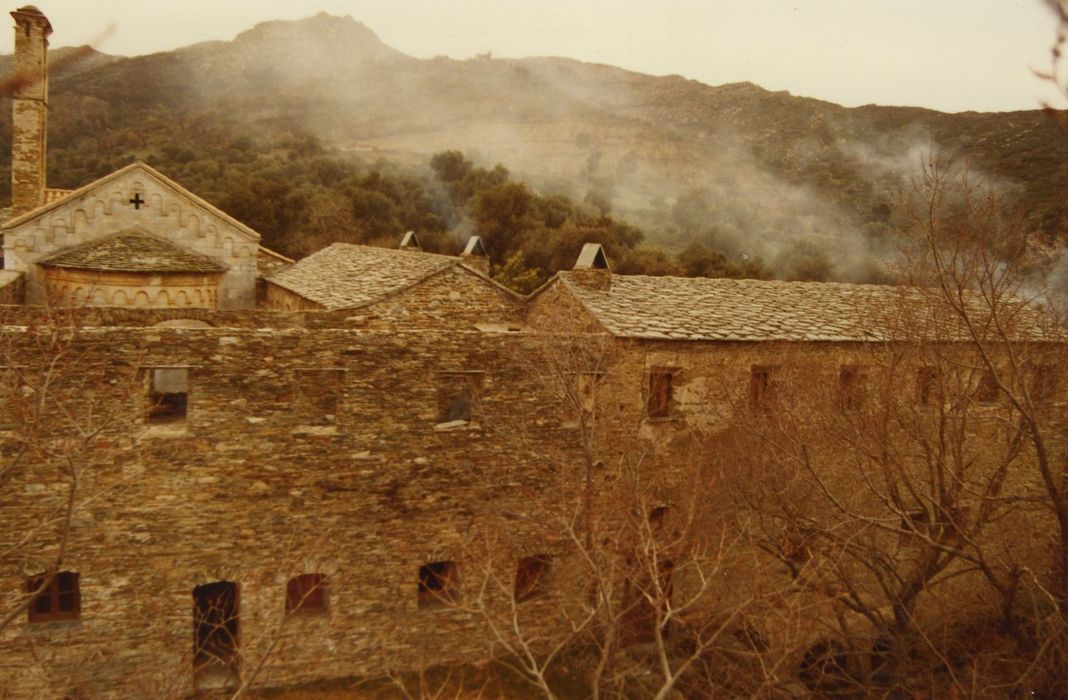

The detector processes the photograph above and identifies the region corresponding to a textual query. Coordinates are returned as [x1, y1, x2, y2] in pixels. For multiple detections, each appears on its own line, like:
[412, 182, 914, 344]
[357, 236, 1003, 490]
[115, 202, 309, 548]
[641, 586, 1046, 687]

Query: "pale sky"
[5, 1, 1067, 113]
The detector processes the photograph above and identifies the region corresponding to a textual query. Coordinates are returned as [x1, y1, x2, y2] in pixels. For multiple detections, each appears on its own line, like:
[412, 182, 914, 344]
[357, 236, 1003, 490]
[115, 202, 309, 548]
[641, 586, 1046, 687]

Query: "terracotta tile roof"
[558, 272, 921, 342]
[38, 230, 229, 273]
[266, 243, 459, 310]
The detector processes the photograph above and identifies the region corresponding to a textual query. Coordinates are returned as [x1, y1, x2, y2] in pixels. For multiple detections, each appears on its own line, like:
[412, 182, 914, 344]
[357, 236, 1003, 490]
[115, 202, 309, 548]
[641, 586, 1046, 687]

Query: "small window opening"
[295, 369, 343, 425]
[1032, 364, 1057, 403]
[646, 369, 673, 418]
[916, 366, 940, 407]
[514, 555, 552, 603]
[838, 366, 866, 412]
[574, 372, 601, 422]
[750, 366, 774, 412]
[976, 369, 1000, 404]
[898, 509, 932, 546]
[285, 573, 326, 614]
[148, 367, 188, 423]
[0, 367, 19, 430]
[649, 505, 669, 531]
[418, 560, 459, 608]
[437, 374, 482, 424]
[27, 571, 80, 623]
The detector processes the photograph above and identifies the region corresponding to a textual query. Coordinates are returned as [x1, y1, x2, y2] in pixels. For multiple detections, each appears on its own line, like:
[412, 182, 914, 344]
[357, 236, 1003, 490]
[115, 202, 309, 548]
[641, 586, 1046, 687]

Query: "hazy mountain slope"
[1, 13, 1064, 266]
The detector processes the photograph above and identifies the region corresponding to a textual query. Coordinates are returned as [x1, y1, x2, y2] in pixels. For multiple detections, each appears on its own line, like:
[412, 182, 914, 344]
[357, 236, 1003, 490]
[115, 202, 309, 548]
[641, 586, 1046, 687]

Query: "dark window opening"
[649, 505, 669, 531]
[1032, 364, 1057, 403]
[916, 366, 940, 407]
[437, 374, 482, 424]
[193, 580, 239, 682]
[750, 366, 774, 412]
[148, 367, 188, 424]
[27, 571, 80, 623]
[514, 555, 552, 602]
[647, 369, 673, 418]
[838, 366, 866, 412]
[976, 369, 1000, 404]
[285, 573, 326, 614]
[295, 369, 343, 425]
[418, 560, 459, 608]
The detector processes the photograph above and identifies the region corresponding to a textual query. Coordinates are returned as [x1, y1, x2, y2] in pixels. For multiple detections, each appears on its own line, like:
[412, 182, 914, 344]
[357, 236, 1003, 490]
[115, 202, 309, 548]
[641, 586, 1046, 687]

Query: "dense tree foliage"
[46, 128, 776, 291]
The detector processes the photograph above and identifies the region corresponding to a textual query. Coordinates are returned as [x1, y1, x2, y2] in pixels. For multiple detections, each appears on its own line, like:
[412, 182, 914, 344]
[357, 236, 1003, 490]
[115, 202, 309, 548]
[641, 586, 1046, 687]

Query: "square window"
[514, 555, 552, 603]
[148, 367, 188, 424]
[295, 369, 343, 425]
[285, 573, 326, 614]
[437, 374, 482, 424]
[26, 571, 80, 623]
[418, 561, 459, 608]
[646, 369, 673, 418]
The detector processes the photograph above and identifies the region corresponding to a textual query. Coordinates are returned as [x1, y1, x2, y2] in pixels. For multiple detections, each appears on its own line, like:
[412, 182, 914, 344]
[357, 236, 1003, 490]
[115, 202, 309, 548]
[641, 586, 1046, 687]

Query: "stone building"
[0, 7, 1064, 699]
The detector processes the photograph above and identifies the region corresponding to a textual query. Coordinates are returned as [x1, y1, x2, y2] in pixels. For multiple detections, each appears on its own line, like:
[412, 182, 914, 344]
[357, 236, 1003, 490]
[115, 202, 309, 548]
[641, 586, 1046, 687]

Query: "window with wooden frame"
[285, 573, 326, 614]
[418, 560, 459, 608]
[838, 365, 867, 412]
[294, 369, 344, 425]
[147, 367, 188, 424]
[437, 373, 483, 424]
[750, 366, 775, 412]
[916, 366, 940, 407]
[975, 369, 1000, 405]
[26, 571, 80, 623]
[514, 555, 552, 603]
[646, 369, 673, 419]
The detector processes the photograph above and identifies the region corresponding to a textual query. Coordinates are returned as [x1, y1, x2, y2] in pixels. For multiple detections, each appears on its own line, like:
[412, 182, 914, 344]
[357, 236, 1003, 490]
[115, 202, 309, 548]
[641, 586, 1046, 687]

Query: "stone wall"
[0, 279, 1063, 696]
[0, 321, 585, 697]
[40, 266, 223, 309]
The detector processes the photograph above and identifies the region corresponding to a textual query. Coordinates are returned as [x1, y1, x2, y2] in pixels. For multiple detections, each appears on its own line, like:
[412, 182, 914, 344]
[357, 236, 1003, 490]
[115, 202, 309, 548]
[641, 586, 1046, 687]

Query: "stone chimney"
[571, 243, 611, 290]
[399, 231, 422, 251]
[460, 235, 489, 276]
[10, 5, 51, 216]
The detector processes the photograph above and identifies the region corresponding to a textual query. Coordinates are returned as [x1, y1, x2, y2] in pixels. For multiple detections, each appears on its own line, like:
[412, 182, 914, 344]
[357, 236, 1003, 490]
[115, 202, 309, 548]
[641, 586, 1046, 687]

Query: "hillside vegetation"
[1, 13, 1065, 287]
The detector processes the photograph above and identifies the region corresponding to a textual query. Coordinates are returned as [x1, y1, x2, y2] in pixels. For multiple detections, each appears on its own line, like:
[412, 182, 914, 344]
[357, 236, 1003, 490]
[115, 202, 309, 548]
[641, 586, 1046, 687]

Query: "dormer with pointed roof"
[571, 242, 611, 290]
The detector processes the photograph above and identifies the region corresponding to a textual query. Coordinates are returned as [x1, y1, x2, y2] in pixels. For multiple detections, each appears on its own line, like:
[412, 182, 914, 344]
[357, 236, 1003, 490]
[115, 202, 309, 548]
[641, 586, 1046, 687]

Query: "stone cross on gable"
[129, 193, 145, 210]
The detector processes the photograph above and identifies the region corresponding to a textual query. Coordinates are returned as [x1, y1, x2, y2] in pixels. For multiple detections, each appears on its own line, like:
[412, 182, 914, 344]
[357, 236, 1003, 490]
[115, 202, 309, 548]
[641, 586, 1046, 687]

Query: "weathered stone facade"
[0, 309, 585, 697]
[2, 163, 265, 309]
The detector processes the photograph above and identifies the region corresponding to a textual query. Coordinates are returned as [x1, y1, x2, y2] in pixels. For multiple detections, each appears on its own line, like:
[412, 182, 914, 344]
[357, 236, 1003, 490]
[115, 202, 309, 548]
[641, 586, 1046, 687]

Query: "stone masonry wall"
[0, 322, 586, 698]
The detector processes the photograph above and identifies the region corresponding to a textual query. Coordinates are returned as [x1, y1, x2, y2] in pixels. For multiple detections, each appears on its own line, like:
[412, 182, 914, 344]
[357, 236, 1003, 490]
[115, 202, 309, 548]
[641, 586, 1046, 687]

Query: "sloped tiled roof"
[38, 231, 229, 273]
[557, 272, 920, 342]
[266, 243, 461, 310]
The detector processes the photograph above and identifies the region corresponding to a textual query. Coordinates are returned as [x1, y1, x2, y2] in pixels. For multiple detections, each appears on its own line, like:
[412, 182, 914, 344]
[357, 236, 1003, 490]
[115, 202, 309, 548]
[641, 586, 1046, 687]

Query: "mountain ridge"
[0, 12, 1064, 272]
